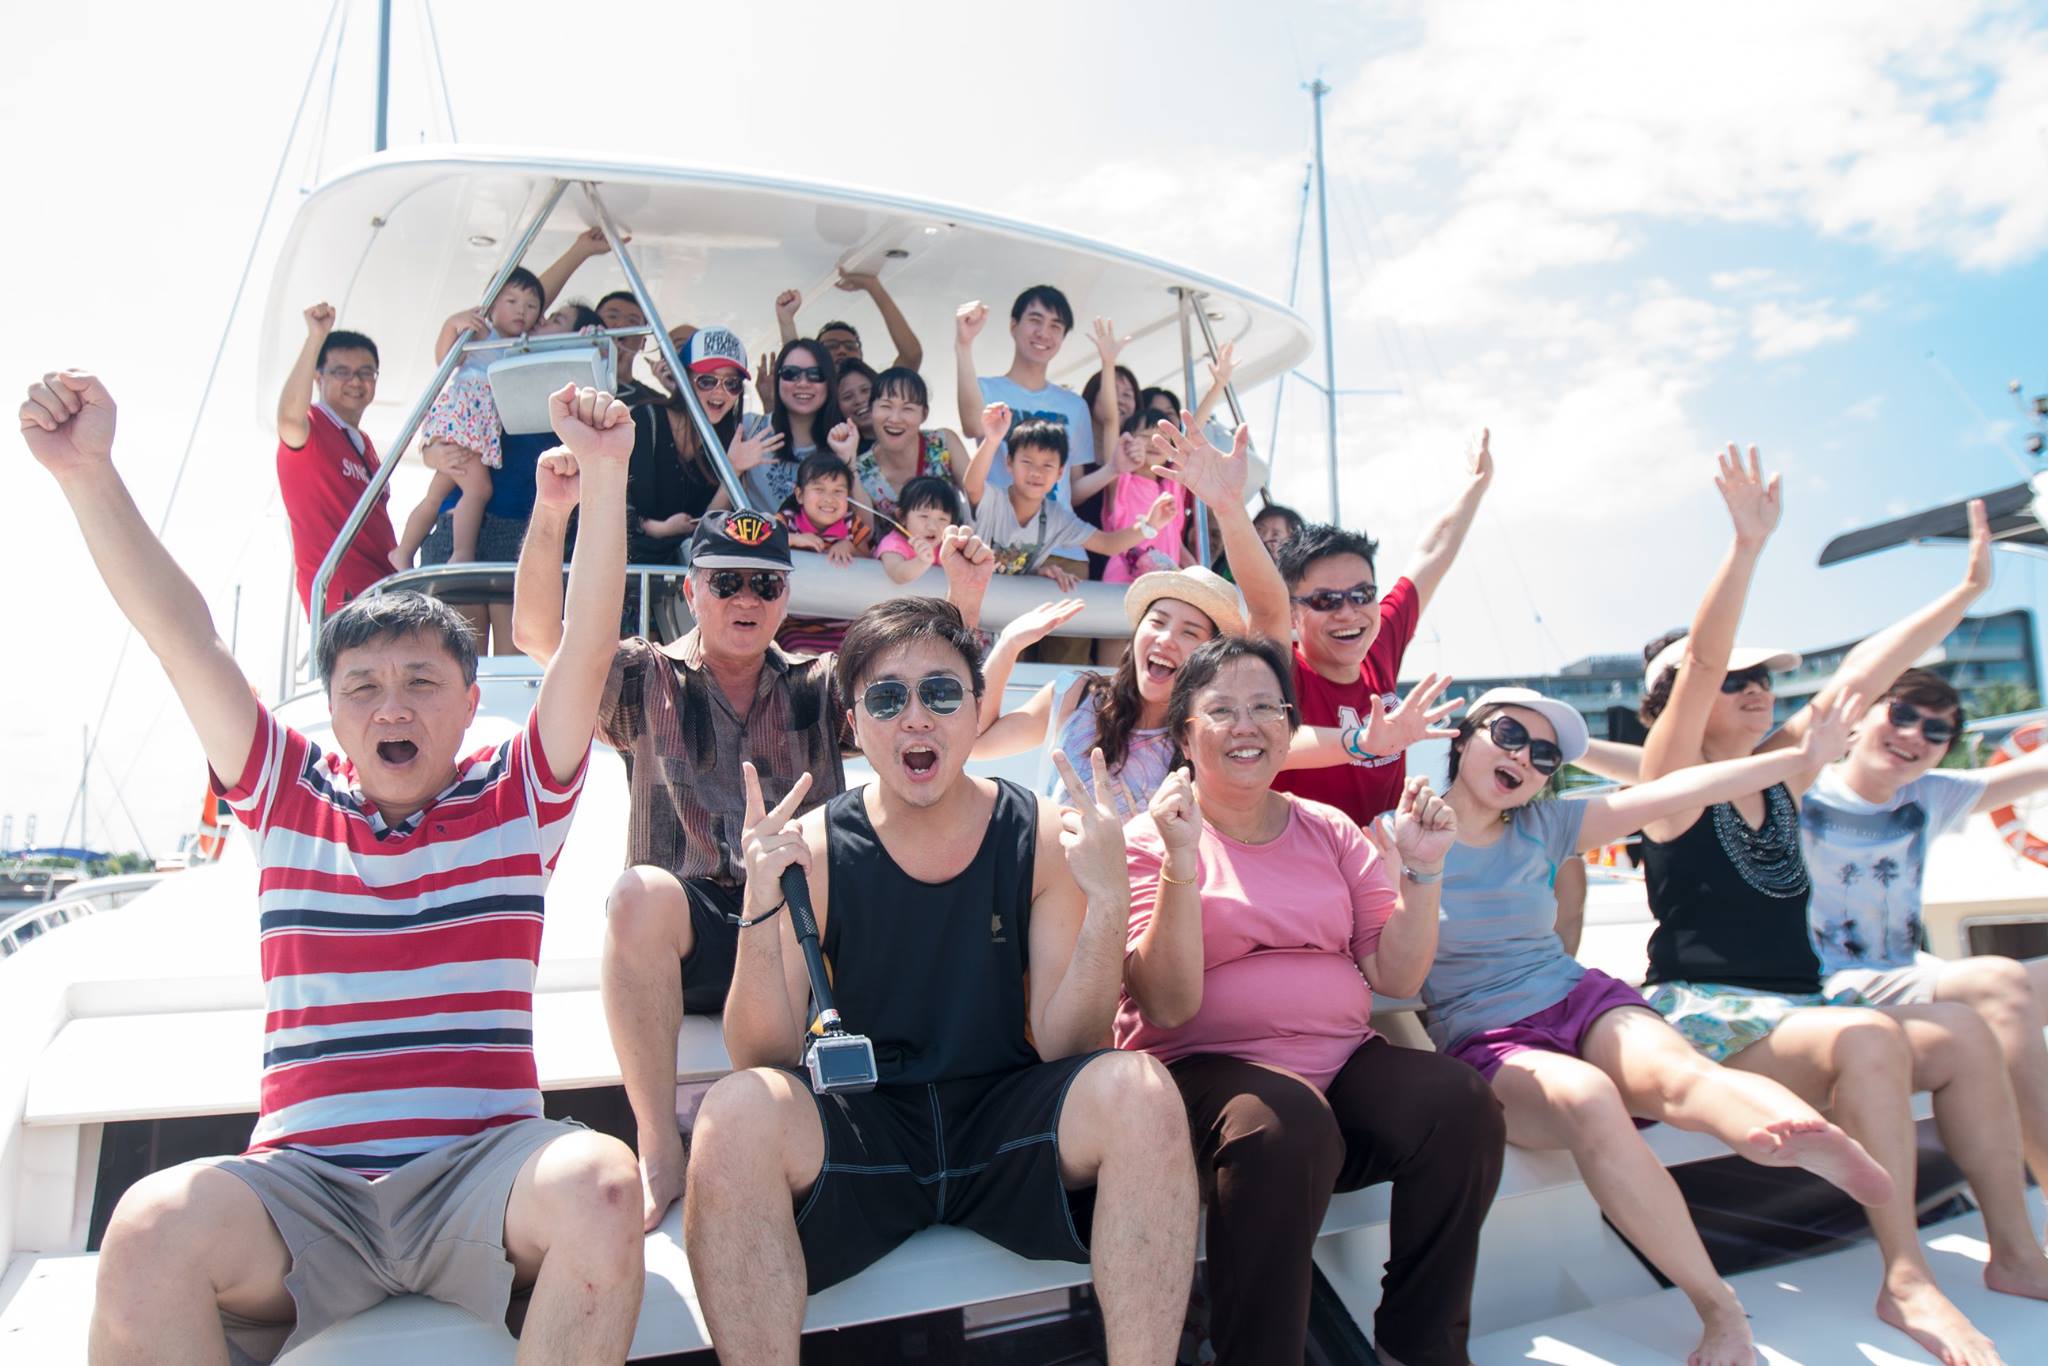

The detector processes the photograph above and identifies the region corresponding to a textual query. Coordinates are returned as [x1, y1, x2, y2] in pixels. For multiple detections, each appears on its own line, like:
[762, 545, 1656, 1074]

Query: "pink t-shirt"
[1116, 795, 1395, 1091]
[1101, 471, 1184, 584]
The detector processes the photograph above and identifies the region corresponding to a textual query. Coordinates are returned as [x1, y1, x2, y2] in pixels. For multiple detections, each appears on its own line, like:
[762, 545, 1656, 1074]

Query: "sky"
[3, 0, 2046, 855]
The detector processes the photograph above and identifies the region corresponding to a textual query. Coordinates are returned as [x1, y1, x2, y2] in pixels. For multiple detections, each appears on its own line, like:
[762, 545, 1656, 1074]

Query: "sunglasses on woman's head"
[1289, 582, 1379, 613]
[778, 364, 825, 384]
[859, 673, 968, 721]
[1719, 666, 1773, 695]
[1886, 701, 1957, 747]
[693, 373, 746, 395]
[703, 569, 787, 601]
[1485, 715, 1563, 776]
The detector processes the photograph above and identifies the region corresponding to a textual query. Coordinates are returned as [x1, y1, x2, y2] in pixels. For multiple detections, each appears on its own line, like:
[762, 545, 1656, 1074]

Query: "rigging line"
[423, 0, 459, 141]
[68, 0, 346, 807]
[1926, 350, 2037, 483]
[308, 0, 351, 190]
[1268, 158, 1315, 475]
[93, 752, 154, 861]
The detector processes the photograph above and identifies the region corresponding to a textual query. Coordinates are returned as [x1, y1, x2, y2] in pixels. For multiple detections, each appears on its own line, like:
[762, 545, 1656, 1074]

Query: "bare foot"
[1983, 1247, 2048, 1301]
[1744, 1118, 1894, 1206]
[1876, 1278, 2004, 1366]
[637, 1126, 687, 1233]
[387, 546, 411, 572]
[1685, 1293, 1755, 1366]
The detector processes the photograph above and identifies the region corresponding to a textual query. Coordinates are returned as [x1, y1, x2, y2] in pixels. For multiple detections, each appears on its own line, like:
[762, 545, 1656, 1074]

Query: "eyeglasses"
[1197, 700, 1293, 729]
[1719, 666, 1773, 695]
[1290, 583, 1378, 613]
[860, 673, 968, 721]
[703, 569, 787, 601]
[323, 366, 378, 383]
[1485, 715, 1563, 776]
[1886, 700, 1957, 747]
[693, 373, 746, 395]
[778, 365, 826, 384]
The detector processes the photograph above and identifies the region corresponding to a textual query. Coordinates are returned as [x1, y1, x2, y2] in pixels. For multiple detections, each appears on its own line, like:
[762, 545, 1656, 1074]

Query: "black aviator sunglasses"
[860, 673, 968, 721]
[1886, 701, 1957, 747]
[703, 570, 787, 601]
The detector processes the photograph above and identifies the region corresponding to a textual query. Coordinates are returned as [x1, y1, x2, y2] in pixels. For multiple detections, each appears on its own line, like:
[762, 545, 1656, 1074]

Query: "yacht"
[3, 145, 2047, 1365]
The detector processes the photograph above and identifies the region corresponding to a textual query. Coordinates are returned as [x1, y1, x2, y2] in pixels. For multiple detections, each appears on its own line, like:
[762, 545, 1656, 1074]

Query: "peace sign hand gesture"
[1050, 748, 1132, 908]
[740, 762, 815, 917]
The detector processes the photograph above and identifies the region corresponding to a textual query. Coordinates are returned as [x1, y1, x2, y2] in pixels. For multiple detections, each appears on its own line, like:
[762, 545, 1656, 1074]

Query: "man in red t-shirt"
[1272, 430, 1495, 827]
[276, 301, 400, 617]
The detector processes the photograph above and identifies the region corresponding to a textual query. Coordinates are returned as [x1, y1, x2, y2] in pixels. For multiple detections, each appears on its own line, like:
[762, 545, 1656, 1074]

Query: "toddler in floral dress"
[390, 267, 545, 568]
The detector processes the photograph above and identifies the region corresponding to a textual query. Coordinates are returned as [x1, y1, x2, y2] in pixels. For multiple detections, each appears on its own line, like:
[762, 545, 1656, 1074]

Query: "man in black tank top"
[683, 599, 1199, 1363]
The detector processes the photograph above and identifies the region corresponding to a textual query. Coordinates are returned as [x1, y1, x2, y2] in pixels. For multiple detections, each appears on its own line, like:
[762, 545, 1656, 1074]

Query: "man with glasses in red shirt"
[1272, 430, 1495, 829]
[513, 498, 993, 1232]
[276, 302, 400, 616]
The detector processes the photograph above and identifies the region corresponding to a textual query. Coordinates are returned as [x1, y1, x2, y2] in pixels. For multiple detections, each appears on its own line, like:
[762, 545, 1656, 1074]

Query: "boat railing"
[296, 171, 1267, 696]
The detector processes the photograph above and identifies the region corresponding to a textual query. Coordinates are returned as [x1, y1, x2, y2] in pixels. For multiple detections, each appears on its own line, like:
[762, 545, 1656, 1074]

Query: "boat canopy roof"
[256, 147, 1314, 432]
[1819, 478, 2048, 566]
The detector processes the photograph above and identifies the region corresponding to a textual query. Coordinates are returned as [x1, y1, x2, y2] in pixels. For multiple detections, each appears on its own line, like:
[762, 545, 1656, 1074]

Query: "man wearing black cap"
[513, 497, 993, 1230]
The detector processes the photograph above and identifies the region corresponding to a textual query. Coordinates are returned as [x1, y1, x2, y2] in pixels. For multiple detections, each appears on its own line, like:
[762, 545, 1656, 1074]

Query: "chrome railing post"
[581, 182, 755, 512]
[1174, 288, 1212, 567]
[1190, 303, 1269, 505]
[306, 176, 572, 672]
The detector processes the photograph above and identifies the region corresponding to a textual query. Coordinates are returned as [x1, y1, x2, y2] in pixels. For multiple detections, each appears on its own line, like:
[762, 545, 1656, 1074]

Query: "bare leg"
[89, 1159, 294, 1366]
[684, 1068, 826, 1366]
[602, 866, 698, 1231]
[392, 468, 462, 571]
[1886, 1001, 2048, 1300]
[1728, 1006, 2004, 1366]
[502, 1130, 644, 1364]
[487, 601, 518, 655]
[1491, 1051, 1753, 1366]
[1933, 956, 2048, 1195]
[1584, 1007, 1892, 1204]
[447, 462, 494, 563]
[1054, 1051, 1198, 1366]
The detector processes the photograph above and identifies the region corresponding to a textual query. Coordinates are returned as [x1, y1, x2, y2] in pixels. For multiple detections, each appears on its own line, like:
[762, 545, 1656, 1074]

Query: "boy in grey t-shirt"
[961, 403, 1173, 591]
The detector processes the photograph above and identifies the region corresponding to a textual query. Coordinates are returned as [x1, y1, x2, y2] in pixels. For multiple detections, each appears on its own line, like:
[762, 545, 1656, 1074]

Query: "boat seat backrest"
[487, 343, 616, 435]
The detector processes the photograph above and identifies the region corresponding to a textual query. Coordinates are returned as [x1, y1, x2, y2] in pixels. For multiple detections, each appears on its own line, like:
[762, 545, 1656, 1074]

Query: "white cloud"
[1844, 394, 1887, 422]
[1750, 298, 1859, 359]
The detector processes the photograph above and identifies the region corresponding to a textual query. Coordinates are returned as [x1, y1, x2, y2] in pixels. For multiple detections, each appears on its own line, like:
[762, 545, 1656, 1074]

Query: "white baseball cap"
[1643, 637, 1802, 691]
[1467, 687, 1590, 763]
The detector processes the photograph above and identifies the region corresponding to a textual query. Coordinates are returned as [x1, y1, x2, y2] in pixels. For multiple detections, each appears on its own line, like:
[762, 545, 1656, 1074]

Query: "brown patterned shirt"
[597, 632, 849, 886]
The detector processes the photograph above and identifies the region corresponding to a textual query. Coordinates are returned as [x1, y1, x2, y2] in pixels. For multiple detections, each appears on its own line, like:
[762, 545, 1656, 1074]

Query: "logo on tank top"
[990, 911, 1007, 943]
[1336, 698, 1403, 767]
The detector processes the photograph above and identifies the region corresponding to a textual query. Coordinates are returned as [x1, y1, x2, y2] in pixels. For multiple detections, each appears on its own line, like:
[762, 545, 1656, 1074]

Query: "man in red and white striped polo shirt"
[22, 370, 644, 1363]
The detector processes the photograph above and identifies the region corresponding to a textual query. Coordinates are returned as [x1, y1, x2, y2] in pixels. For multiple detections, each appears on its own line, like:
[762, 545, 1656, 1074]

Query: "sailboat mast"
[373, 0, 393, 153]
[1308, 78, 1339, 520]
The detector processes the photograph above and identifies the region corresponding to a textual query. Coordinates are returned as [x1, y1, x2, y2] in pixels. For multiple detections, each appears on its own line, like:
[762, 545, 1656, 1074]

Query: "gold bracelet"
[1158, 863, 1197, 886]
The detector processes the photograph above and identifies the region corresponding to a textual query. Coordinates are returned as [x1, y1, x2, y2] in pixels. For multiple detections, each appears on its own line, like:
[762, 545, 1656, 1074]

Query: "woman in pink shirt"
[1115, 633, 1504, 1366]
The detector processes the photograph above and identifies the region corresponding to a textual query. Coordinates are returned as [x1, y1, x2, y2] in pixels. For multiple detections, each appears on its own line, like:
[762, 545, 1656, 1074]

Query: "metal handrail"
[581, 182, 754, 512]
[306, 177, 571, 663]
[1190, 301, 1268, 505]
[1174, 288, 1213, 568]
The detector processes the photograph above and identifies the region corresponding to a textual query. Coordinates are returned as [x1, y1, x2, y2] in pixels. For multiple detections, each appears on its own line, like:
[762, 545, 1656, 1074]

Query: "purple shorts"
[1447, 969, 1659, 1084]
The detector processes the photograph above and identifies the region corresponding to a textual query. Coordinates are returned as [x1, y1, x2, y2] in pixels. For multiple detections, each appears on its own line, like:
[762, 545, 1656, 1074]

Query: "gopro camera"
[806, 1030, 879, 1094]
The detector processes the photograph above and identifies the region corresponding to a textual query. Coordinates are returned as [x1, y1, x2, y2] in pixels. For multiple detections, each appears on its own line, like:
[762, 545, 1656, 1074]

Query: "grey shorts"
[1824, 954, 1945, 1006]
[214, 1117, 577, 1363]
[418, 508, 530, 565]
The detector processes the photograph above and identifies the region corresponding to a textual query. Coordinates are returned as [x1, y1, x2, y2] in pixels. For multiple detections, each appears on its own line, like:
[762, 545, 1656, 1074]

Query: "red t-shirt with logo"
[1271, 575, 1421, 828]
[278, 405, 399, 617]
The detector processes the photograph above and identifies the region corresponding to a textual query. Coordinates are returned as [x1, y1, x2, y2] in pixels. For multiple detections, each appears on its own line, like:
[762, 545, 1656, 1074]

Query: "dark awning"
[1818, 482, 2043, 567]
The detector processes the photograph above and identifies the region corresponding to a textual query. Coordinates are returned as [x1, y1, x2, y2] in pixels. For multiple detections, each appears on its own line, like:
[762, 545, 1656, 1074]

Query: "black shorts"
[678, 878, 742, 1013]
[791, 1050, 1106, 1293]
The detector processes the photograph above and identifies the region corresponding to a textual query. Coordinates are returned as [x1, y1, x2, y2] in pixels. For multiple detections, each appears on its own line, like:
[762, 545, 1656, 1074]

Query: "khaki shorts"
[1824, 953, 1945, 1006]
[215, 1117, 578, 1363]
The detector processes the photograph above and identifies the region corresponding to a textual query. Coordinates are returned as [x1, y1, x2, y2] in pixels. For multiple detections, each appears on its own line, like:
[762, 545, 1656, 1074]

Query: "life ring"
[1986, 720, 2048, 867]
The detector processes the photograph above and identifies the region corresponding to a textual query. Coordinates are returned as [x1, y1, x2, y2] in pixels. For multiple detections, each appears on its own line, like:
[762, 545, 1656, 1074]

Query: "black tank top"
[1640, 783, 1821, 994]
[822, 777, 1039, 1086]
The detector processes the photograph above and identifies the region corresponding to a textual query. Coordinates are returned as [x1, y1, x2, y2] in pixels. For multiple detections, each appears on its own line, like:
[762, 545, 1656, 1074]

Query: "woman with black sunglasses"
[1427, 686, 1892, 1366]
[742, 339, 847, 512]
[628, 328, 783, 561]
[1628, 448, 2048, 1363]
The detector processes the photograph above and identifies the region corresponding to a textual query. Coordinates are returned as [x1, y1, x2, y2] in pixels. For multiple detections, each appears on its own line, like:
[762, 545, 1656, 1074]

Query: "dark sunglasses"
[1290, 582, 1379, 614]
[860, 673, 968, 721]
[1719, 666, 1773, 695]
[704, 569, 787, 601]
[693, 372, 746, 395]
[778, 364, 826, 384]
[1486, 715, 1563, 776]
[1886, 700, 1957, 747]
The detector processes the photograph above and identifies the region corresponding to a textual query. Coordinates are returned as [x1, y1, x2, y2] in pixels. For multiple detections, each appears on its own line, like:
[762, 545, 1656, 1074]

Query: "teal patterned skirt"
[1643, 980, 1864, 1062]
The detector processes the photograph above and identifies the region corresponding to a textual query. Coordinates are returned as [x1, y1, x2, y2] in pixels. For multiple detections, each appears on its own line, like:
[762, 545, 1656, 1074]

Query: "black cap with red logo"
[687, 508, 792, 572]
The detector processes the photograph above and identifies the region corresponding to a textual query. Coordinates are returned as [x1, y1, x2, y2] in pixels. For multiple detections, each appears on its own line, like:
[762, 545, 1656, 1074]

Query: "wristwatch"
[1401, 864, 1444, 885]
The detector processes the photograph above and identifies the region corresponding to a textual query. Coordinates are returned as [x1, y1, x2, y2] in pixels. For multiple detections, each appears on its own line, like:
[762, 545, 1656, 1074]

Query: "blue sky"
[3, 0, 2045, 852]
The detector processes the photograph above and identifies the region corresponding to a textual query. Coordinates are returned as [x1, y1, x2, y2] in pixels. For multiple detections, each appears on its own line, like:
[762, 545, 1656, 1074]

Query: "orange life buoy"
[1986, 720, 2048, 867]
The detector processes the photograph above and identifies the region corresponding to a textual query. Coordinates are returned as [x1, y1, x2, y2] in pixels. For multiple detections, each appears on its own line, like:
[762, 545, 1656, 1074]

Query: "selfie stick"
[780, 865, 879, 1094]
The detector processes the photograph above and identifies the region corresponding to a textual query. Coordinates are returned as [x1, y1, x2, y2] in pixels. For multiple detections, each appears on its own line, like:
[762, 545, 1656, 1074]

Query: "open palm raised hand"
[1715, 442, 1782, 546]
[1148, 412, 1250, 510]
